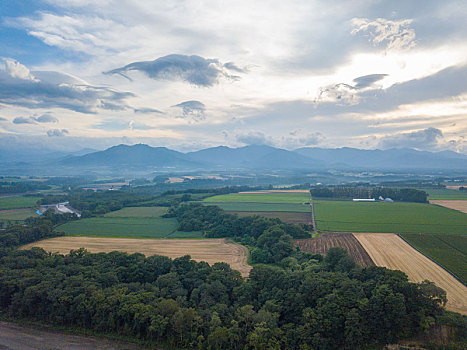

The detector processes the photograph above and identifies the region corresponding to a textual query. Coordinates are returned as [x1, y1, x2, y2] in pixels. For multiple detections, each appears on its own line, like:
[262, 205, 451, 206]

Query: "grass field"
[22, 237, 251, 277]
[0, 209, 36, 221]
[421, 188, 467, 200]
[400, 233, 467, 284]
[56, 217, 180, 238]
[314, 200, 467, 234]
[209, 202, 311, 212]
[0, 196, 40, 210]
[104, 206, 168, 217]
[232, 211, 311, 223]
[354, 233, 467, 315]
[204, 192, 310, 204]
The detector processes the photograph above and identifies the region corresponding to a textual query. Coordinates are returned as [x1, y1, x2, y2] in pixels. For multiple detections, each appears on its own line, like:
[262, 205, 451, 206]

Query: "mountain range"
[52, 143, 467, 172]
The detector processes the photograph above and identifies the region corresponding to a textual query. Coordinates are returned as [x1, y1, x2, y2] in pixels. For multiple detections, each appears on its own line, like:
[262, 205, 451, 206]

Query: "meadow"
[233, 211, 311, 224]
[0, 196, 40, 210]
[400, 233, 467, 284]
[313, 200, 467, 234]
[204, 192, 310, 204]
[421, 188, 467, 200]
[208, 202, 310, 212]
[0, 208, 36, 221]
[56, 206, 203, 238]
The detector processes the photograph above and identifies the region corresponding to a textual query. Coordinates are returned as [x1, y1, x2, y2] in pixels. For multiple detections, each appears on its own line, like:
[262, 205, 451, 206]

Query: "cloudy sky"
[0, 0, 466, 152]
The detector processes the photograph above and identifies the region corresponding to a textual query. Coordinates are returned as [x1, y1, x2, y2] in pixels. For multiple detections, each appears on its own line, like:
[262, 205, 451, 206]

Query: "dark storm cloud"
[47, 129, 69, 137]
[172, 100, 206, 121]
[353, 74, 388, 89]
[105, 54, 243, 87]
[0, 59, 134, 113]
[13, 116, 36, 124]
[378, 127, 443, 149]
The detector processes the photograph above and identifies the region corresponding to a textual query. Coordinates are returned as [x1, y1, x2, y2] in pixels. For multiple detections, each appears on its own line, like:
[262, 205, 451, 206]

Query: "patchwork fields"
[0, 208, 36, 221]
[430, 200, 467, 214]
[354, 233, 467, 315]
[421, 188, 467, 200]
[203, 191, 312, 224]
[313, 200, 467, 234]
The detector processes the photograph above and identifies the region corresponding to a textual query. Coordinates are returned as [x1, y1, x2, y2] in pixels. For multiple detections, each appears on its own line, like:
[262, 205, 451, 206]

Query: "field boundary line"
[397, 234, 467, 287]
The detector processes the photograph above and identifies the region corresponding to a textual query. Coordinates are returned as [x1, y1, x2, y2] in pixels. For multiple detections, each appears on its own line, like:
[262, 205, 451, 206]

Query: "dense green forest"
[310, 187, 428, 203]
[0, 181, 51, 194]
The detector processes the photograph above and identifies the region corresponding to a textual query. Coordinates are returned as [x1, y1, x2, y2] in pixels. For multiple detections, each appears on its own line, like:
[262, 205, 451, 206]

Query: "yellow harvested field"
[430, 200, 467, 214]
[22, 237, 251, 277]
[354, 233, 467, 315]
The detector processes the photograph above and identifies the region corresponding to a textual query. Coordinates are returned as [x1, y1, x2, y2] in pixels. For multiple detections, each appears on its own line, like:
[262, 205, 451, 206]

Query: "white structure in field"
[353, 198, 376, 202]
[39, 201, 81, 217]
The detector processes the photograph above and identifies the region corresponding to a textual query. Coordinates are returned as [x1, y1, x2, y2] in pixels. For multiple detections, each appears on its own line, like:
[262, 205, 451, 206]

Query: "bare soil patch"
[430, 200, 467, 214]
[22, 237, 251, 277]
[294, 233, 374, 267]
[354, 232, 467, 315]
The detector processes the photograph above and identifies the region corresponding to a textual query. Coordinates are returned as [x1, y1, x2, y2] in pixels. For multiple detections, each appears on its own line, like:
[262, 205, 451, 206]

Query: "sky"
[0, 0, 466, 153]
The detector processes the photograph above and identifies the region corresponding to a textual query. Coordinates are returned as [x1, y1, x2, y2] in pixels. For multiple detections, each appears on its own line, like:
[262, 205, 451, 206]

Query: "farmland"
[233, 211, 311, 224]
[313, 200, 467, 234]
[354, 233, 467, 315]
[0, 208, 36, 221]
[21, 236, 251, 277]
[430, 200, 467, 214]
[204, 191, 310, 204]
[421, 188, 467, 200]
[0, 196, 39, 210]
[104, 206, 168, 217]
[400, 233, 467, 283]
[294, 233, 374, 266]
[210, 202, 310, 212]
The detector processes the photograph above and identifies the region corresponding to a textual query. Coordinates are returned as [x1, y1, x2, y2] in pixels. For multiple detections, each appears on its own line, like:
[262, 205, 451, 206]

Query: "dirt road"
[354, 232, 467, 315]
[0, 321, 140, 349]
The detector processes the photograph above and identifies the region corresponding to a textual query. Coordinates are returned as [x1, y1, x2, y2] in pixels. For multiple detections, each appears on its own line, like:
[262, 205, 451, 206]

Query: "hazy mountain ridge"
[45, 143, 467, 171]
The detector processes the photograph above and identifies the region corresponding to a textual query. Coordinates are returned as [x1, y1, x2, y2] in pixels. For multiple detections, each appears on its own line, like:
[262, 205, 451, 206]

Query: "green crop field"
[400, 233, 467, 283]
[204, 192, 310, 204]
[0, 196, 40, 210]
[56, 217, 179, 238]
[208, 202, 310, 212]
[0, 208, 36, 221]
[421, 188, 467, 200]
[314, 200, 467, 234]
[104, 206, 168, 218]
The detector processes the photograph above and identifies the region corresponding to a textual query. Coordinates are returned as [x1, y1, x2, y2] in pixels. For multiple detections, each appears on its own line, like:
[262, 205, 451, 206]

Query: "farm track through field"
[22, 237, 251, 277]
[430, 200, 467, 214]
[353, 233, 467, 315]
[294, 233, 374, 267]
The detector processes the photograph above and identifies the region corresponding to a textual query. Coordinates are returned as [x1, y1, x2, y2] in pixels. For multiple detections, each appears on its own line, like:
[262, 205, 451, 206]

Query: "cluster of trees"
[0, 181, 51, 194]
[310, 187, 428, 203]
[0, 211, 75, 248]
[0, 245, 459, 349]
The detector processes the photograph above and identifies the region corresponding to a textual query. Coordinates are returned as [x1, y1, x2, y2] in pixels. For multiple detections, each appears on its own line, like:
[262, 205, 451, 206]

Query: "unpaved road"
[354, 232, 467, 315]
[0, 321, 140, 349]
[430, 200, 467, 214]
[22, 237, 251, 277]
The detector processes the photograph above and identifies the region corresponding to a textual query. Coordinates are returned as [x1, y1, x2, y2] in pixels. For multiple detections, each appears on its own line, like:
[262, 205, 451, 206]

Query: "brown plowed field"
[22, 237, 251, 277]
[430, 200, 467, 214]
[230, 211, 311, 224]
[354, 233, 467, 315]
[294, 233, 374, 267]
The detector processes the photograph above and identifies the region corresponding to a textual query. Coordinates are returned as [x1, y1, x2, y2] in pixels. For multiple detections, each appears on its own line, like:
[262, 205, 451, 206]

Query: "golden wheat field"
[22, 237, 251, 277]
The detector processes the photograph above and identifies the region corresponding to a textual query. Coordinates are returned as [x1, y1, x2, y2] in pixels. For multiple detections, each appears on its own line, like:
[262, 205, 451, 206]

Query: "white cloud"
[351, 18, 416, 51]
[47, 128, 69, 137]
